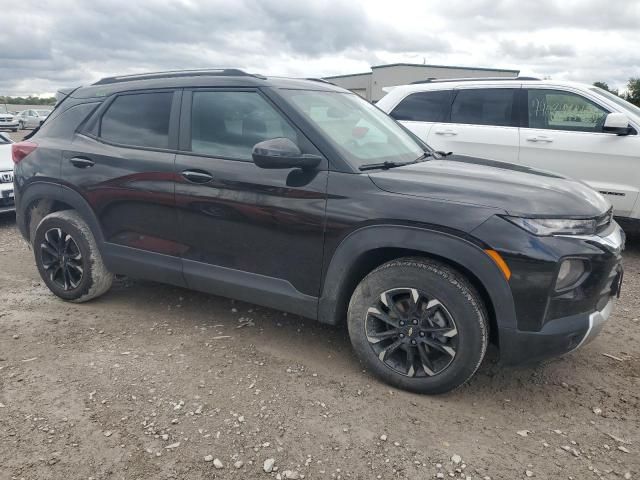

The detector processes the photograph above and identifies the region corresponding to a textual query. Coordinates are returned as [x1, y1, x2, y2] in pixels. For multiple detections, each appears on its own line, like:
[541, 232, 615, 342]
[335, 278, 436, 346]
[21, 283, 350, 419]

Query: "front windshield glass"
[36, 110, 50, 116]
[590, 87, 640, 118]
[280, 90, 426, 167]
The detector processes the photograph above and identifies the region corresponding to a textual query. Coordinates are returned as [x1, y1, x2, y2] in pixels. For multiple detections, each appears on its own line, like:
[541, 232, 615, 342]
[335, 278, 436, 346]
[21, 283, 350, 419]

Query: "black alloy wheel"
[365, 287, 458, 377]
[40, 227, 84, 291]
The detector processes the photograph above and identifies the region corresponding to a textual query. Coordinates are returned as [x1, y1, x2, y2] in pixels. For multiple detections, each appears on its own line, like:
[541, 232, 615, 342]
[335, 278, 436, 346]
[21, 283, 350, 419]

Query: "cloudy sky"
[1, 0, 639, 96]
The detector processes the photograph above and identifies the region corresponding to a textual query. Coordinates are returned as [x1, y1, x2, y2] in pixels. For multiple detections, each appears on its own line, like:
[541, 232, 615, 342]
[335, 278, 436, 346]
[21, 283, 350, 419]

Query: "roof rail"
[93, 69, 266, 85]
[410, 76, 540, 85]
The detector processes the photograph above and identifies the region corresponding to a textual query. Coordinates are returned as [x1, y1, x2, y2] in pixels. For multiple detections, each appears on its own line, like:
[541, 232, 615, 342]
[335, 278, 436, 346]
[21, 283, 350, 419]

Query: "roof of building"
[370, 62, 520, 73]
[323, 71, 373, 80]
[324, 63, 520, 81]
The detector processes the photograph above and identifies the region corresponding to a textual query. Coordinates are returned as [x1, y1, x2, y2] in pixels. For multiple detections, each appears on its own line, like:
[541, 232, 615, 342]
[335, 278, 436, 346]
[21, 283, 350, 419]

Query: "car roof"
[70, 69, 349, 99]
[385, 78, 596, 94]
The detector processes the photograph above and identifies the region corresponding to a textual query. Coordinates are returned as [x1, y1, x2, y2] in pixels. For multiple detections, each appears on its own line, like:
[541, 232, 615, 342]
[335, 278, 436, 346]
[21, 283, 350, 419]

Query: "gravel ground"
[0, 128, 638, 480]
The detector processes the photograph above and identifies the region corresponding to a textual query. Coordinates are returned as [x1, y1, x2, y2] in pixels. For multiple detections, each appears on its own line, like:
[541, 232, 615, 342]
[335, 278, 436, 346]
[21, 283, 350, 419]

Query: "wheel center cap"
[407, 326, 414, 337]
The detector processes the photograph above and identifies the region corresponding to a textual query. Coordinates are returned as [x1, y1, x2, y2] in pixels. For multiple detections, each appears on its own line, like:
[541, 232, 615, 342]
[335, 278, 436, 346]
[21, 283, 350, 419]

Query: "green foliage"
[593, 80, 640, 107]
[593, 81, 612, 92]
[624, 78, 640, 107]
[0, 95, 56, 105]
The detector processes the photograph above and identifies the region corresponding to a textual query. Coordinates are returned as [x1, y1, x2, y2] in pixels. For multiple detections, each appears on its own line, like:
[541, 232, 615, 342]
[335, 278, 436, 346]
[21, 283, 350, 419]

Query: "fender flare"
[318, 225, 517, 329]
[17, 182, 105, 245]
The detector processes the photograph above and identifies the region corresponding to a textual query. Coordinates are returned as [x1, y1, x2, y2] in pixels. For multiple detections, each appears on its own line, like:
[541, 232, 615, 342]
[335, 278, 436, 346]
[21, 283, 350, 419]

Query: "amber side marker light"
[484, 249, 511, 280]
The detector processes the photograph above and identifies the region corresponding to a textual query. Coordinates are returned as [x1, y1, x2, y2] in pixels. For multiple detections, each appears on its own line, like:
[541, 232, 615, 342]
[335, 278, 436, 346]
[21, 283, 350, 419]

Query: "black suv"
[12, 69, 624, 394]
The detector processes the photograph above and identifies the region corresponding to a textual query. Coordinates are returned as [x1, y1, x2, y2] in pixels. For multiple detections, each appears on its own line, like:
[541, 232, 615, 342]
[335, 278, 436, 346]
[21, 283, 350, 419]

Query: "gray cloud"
[0, 0, 638, 96]
[0, 0, 449, 95]
[498, 41, 576, 59]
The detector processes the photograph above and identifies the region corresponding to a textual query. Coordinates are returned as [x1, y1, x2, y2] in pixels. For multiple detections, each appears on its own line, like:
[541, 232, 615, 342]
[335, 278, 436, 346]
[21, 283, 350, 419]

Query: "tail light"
[12, 141, 38, 164]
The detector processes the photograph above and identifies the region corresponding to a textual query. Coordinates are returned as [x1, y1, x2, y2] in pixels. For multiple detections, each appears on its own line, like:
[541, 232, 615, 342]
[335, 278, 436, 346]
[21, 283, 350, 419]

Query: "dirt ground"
[1, 131, 638, 480]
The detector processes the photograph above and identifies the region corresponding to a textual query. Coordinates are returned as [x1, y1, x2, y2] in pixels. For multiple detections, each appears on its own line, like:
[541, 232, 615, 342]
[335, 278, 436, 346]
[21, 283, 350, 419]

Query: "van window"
[100, 92, 173, 149]
[190, 91, 297, 161]
[451, 89, 516, 127]
[527, 89, 609, 132]
[389, 90, 452, 122]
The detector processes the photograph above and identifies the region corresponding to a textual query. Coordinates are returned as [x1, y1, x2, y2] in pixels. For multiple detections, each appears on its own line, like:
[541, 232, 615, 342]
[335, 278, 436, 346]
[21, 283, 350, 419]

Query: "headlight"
[503, 216, 597, 236]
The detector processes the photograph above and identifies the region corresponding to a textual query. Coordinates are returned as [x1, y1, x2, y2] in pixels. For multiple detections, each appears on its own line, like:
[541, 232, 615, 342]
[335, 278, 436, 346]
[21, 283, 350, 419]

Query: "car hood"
[0, 144, 13, 171]
[368, 154, 610, 217]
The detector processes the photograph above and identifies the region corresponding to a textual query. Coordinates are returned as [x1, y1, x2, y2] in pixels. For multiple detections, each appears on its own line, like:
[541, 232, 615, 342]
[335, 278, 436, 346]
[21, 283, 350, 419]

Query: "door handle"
[526, 136, 553, 143]
[69, 157, 95, 168]
[181, 169, 213, 184]
[434, 129, 458, 136]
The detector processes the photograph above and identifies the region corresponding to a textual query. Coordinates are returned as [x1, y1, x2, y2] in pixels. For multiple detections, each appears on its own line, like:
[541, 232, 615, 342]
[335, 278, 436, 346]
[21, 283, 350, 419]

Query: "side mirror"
[252, 138, 321, 170]
[603, 112, 631, 135]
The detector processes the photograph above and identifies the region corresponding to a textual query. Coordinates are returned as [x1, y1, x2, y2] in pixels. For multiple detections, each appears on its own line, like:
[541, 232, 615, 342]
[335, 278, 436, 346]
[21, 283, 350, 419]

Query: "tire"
[347, 257, 488, 394]
[33, 210, 114, 302]
[12, 128, 18, 132]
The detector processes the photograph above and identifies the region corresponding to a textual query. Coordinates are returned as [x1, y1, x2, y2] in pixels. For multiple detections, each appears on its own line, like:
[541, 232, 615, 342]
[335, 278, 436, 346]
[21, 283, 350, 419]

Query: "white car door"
[386, 89, 453, 143]
[27, 110, 39, 128]
[519, 88, 639, 217]
[426, 87, 520, 162]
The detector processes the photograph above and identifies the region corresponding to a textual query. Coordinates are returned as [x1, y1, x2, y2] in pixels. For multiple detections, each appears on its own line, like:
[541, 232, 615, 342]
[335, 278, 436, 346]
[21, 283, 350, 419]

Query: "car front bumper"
[498, 297, 616, 365]
[496, 225, 624, 365]
[0, 122, 19, 129]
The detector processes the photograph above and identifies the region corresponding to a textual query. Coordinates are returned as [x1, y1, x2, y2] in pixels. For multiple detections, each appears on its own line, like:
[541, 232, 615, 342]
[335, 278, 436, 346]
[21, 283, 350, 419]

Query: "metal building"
[324, 63, 520, 102]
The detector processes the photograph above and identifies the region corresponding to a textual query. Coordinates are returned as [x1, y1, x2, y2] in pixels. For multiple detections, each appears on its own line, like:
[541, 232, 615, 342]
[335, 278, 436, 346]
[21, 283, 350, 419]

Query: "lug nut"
[412, 319, 418, 325]
[419, 332, 425, 337]
[399, 333, 405, 338]
[399, 321, 405, 326]
[411, 339, 417, 345]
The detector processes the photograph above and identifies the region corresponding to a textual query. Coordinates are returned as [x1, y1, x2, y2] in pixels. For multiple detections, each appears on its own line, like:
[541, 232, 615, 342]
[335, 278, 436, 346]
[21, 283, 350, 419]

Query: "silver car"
[0, 105, 19, 132]
[17, 109, 51, 129]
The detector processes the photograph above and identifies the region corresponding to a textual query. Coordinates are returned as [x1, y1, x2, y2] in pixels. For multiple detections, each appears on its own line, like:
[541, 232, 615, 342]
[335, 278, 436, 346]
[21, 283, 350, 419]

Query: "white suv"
[377, 78, 640, 230]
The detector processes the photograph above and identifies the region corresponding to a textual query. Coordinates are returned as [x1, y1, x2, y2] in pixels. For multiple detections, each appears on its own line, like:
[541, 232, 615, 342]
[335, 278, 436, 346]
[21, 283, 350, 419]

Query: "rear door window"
[100, 92, 173, 149]
[389, 90, 452, 122]
[450, 88, 517, 127]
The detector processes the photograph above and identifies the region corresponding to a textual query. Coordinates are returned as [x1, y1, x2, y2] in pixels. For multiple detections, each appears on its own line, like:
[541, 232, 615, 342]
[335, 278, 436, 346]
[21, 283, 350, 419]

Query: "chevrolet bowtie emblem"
[408, 327, 413, 336]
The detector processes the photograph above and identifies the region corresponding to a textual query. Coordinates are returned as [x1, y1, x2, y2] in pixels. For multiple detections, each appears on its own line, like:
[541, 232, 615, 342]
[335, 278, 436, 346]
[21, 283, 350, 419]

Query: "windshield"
[280, 90, 426, 168]
[36, 110, 50, 116]
[590, 87, 640, 118]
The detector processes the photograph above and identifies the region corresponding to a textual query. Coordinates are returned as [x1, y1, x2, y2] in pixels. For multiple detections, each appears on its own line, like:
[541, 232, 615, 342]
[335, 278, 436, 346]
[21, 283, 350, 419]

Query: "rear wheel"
[347, 257, 488, 394]
[34, 210, 113, 302]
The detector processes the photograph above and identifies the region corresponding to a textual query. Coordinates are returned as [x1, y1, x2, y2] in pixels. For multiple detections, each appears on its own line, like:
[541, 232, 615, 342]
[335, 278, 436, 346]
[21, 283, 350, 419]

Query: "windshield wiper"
[359, 152, 433, 171]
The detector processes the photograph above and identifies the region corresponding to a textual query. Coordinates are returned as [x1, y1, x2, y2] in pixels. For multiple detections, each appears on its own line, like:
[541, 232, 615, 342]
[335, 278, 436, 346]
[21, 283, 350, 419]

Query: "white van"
[377, 78, 640, 230]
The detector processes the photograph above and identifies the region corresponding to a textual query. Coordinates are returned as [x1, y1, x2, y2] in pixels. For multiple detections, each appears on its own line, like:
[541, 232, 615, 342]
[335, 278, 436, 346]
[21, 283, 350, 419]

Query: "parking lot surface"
[0, 129, 638, 480]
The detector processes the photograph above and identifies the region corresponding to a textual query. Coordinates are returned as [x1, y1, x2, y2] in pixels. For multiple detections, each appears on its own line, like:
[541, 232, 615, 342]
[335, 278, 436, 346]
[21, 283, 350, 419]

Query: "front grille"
[0, 116, 13, 122]
[0, 172, 12, 183]
[595, 208, 613, 233]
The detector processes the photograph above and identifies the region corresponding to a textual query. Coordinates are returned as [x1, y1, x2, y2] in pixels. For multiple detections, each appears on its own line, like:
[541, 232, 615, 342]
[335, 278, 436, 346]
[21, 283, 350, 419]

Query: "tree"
[592, 81, 619, 96]
[0, 95, 56, 105]
[593, 81, 611, 91]
[623, 78, 640, 107]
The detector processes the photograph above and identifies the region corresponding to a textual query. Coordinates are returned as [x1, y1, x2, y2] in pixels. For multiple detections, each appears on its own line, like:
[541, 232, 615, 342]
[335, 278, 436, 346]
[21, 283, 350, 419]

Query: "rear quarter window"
[389, 90, 452, 122]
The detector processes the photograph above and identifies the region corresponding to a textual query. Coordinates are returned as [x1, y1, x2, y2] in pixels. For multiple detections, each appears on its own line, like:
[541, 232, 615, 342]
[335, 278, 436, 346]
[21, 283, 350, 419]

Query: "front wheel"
[34, 210, 114, 302]
[347, 258, 488, 394]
